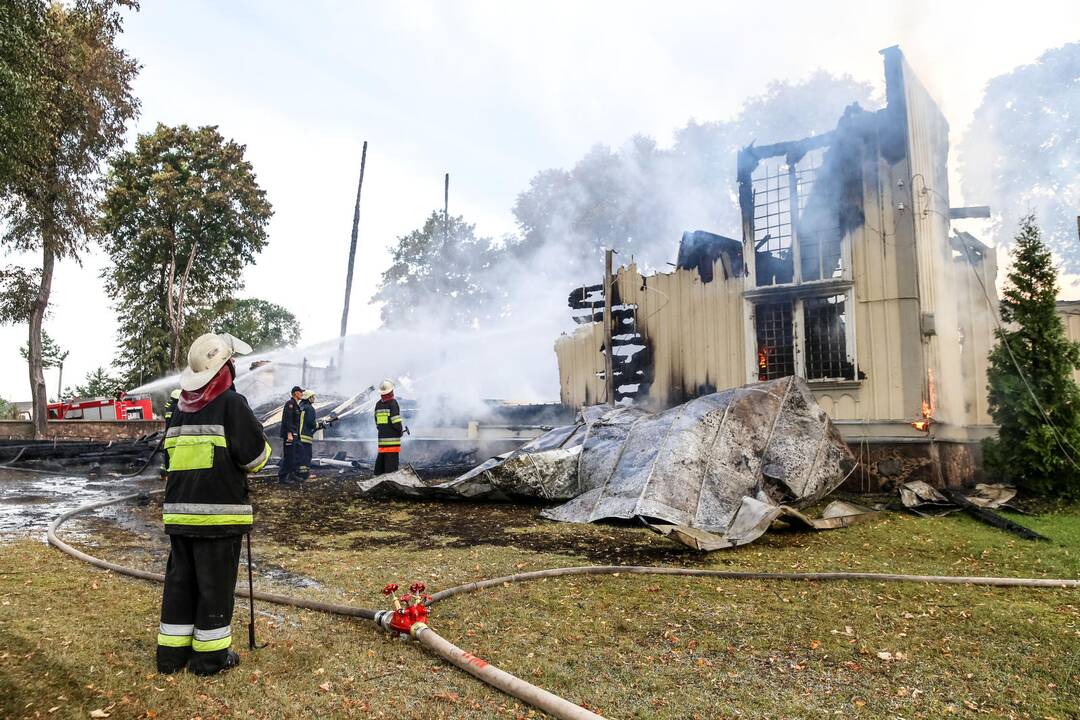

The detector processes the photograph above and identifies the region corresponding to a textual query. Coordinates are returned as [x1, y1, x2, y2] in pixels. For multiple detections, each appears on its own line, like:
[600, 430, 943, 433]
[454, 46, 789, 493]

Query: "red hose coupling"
[388, 601, 430, 636]
[379, 581, 432, 637]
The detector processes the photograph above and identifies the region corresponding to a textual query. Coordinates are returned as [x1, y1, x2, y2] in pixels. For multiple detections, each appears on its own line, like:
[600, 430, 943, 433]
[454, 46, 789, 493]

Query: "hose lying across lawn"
[48, 491, 1079, 720]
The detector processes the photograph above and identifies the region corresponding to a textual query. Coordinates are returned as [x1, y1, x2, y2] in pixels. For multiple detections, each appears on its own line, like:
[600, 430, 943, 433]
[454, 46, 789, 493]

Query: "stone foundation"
[0, 420, 163, 442]
[841, 439, 985, 492]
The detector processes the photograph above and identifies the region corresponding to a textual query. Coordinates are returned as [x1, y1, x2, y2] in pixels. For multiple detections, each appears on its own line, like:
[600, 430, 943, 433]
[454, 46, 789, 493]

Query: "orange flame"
[911, 369, 936, 432]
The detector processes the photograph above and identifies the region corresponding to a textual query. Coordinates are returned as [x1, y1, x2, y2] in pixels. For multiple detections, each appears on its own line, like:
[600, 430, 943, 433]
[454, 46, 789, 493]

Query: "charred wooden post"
[603, 249, 615, 405]
[340, 141, 368, 345]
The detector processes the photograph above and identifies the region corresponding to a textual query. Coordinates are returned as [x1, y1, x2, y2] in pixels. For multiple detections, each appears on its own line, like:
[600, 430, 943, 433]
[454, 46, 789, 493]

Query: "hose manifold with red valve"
[376, 581, 432, 638]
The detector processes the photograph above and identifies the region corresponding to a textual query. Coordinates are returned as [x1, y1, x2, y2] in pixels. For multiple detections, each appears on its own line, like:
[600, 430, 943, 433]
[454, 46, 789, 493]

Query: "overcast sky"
[2, 0, 1078, 402]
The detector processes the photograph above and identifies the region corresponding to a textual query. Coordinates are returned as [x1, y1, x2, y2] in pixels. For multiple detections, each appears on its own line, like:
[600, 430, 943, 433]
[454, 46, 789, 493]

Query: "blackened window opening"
[755, 301, 795, 381]
[751, 161, 793, 286]
[803, 294, 853, 380]
[751, 149, 843, 286]
[796, 150, 844, 281]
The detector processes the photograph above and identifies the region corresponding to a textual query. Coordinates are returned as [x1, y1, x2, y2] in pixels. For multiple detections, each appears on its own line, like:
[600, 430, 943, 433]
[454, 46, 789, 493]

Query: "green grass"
[1, 478, 1077, 719]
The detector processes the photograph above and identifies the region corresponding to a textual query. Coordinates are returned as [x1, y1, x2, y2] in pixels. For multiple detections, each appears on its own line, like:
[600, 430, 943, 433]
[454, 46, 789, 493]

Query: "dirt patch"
[254, 476, 706, 565]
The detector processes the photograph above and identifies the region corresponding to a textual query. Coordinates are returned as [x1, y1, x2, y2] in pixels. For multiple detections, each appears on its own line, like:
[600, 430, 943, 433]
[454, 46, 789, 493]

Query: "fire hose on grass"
[48, 490, 1079, 720]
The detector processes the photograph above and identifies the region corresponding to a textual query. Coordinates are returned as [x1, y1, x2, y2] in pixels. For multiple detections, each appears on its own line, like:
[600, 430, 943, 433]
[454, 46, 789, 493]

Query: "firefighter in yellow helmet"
[156, 333, 271, 676]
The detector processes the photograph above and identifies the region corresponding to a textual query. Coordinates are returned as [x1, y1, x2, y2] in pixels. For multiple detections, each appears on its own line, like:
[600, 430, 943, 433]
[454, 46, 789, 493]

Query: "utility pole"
[603, 249, 615, 405]
[444, 172, 450, 245]
[340, 141, 368, 345]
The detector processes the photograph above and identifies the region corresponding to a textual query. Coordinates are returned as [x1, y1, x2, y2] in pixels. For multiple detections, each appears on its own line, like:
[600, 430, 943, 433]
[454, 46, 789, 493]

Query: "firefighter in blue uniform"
[373, 379, 404, 475]
[156, 333, 271, 676]
[278, 386, 302, 481]
[295, 390, 317, 480]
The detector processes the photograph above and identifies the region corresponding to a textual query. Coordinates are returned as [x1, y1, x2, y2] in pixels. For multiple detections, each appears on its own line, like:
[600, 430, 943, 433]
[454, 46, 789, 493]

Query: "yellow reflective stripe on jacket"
[157, 633, 192, 648]
[375, 410, 390, 425]
[164, 434, 227, 472]
[162, 513, 253, 526]
[300, 435, 313, 443]
[378, 438, 401, 446]
[192, 636, 232, 652]
[241, 442, 272, 473]
[390, 415, 402, 423]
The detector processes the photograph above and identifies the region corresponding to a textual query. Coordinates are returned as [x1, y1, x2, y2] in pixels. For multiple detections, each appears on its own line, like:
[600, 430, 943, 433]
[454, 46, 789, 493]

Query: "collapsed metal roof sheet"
[359, 377, 859, 550]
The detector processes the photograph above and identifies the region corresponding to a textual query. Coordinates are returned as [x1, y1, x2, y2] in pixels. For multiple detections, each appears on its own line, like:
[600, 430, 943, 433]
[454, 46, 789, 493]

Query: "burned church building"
[555, 47, 1002, 488]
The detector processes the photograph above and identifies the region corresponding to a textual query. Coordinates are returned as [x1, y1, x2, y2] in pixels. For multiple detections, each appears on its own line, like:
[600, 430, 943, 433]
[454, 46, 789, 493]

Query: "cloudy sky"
[2, 0, 1078, 402]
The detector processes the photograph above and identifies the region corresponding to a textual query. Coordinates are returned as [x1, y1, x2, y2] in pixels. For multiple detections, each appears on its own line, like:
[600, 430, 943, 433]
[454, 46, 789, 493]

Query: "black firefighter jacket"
[163, 388, 271, 537]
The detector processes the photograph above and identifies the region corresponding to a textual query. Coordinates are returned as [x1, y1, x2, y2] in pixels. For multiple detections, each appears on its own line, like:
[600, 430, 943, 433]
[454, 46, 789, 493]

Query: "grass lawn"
[1, 476, 1077, 719]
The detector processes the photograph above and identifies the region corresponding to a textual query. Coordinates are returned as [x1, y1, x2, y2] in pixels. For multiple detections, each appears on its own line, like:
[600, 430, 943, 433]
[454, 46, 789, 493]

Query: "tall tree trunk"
[28, 245, 55, 439]
[170, 241, 198, 368]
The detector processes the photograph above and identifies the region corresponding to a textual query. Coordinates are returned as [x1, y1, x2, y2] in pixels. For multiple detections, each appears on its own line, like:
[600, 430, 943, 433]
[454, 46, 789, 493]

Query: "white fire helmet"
[301, 390, 316, 401]
[378, 379, 395, 395]
[180, 333, 253, 391]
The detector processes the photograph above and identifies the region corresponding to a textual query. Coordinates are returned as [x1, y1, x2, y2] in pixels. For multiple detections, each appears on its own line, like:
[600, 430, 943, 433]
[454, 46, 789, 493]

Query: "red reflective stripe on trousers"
[377, 446, 401, 454]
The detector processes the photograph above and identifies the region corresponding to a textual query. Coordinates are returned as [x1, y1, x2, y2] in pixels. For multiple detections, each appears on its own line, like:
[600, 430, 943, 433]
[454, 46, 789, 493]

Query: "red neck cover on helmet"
[178, 362, 234, 412]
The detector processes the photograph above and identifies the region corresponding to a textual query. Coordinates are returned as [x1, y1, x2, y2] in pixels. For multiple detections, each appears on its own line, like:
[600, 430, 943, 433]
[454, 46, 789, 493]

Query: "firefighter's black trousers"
[156, 534, 242, 675]
[373, 449, 399, 475]
[296, 441, 312, 479]
[278, 440, 296, 480]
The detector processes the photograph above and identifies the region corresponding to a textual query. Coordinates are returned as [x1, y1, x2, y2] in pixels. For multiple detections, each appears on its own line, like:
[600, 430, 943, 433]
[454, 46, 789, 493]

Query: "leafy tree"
[984, 215, 1080, 497]
[960, 42, 1080, 274]
[18, 328, 68, 400]
[0, 396, 21, 420]
[0, 0, 138, 437]
[210, 298, 301, 351]
[18, 329, 66, 367]
[0, 0, 47, 193]
[374, 211, 504, 328]
[0, 265, 41, 324]
[100, 123, 273, 382]
[71, 366, 122, 398]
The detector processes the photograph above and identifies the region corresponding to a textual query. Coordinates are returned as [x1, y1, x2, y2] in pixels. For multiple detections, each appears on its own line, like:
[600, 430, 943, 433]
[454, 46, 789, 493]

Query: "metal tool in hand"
[246, 532, 267, 650]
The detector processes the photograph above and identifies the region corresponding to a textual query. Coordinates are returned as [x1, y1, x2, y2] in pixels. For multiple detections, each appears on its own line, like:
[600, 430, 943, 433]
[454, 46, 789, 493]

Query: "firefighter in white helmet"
[373, 380, 404, 474]
[156, 333, 271, 675]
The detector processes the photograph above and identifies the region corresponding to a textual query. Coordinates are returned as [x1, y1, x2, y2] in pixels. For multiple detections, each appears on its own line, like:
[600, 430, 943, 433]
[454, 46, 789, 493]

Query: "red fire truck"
[46, 394, 154, 421]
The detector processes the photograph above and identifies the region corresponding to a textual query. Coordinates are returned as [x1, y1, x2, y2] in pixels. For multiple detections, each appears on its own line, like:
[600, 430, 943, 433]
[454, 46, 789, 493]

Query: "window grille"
[755, 301, 795, 381]
[803, 294, 853, 380]
[751, 161, 793, 286]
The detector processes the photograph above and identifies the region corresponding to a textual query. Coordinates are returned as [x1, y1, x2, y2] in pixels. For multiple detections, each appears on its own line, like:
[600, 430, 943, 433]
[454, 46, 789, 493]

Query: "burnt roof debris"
[359, 376, 860, 551]
[676, 230, 743, 283]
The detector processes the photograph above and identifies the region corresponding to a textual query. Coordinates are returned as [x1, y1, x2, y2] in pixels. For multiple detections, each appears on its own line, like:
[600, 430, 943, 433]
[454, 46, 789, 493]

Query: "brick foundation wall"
[0, 420, 163, 442]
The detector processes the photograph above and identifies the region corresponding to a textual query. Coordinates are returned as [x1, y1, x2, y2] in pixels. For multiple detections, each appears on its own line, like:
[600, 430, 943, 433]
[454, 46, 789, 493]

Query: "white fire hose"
[48, 491, 1079, 720]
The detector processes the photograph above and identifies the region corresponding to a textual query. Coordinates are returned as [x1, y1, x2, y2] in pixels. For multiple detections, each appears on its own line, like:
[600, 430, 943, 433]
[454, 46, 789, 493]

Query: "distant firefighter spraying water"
[374, 379, 406, 474]
[157, 332, 272, 676]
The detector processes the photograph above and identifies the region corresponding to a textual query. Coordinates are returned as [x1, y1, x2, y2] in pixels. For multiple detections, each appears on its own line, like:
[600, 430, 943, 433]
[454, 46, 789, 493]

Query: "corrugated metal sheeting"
[615, 262, 746, 405]
[554, 322, 605, 408]
[892, 48, 969, 429]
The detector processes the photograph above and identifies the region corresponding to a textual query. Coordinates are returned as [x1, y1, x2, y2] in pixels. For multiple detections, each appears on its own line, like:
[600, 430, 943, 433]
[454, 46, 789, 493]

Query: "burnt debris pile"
[360, 377, 864, 550]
